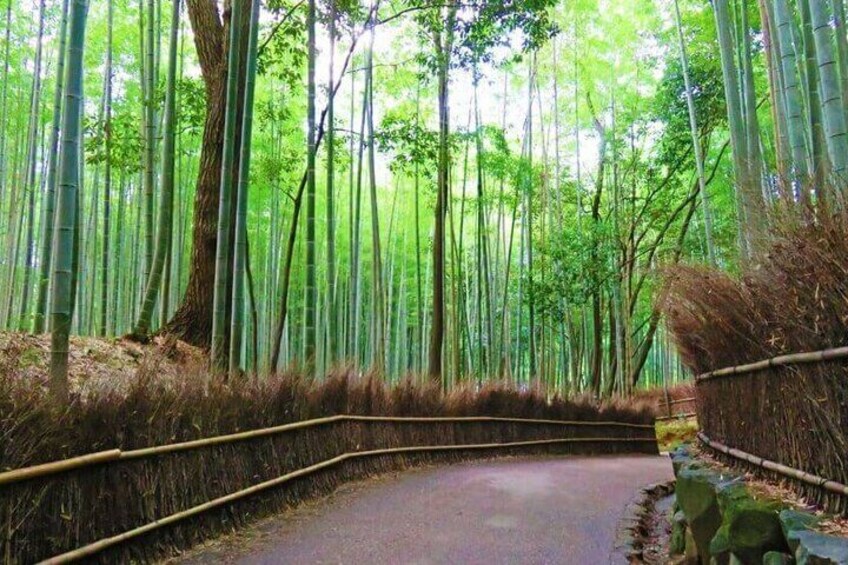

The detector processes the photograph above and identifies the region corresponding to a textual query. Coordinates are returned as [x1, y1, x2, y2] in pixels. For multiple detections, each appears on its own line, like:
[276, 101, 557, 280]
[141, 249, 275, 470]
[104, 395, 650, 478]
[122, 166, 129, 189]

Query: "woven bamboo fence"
[695, 346, 848, 514]
[655, 396, 696, 421]
[0, 414, 656, 564]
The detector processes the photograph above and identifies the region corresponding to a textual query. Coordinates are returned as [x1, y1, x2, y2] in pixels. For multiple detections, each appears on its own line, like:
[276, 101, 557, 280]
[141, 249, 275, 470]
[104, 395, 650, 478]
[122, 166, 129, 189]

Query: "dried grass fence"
[655, 396, 696, 420]
[662, 210, 848, 516]
[0, 370, 656, 564]
[634, 384, 696, 420]
[693, 347, 848, 514]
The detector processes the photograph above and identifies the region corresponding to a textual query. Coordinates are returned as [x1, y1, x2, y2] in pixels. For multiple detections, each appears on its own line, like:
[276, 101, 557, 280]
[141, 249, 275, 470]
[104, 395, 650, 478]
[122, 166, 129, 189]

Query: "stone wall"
[669, 447, 848, 565]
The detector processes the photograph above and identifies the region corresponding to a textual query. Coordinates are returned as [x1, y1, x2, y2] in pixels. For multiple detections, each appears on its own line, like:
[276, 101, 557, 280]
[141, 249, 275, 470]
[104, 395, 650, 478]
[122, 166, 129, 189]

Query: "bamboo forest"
[7, 0, 848, 562]
[1, 0, 847, 399]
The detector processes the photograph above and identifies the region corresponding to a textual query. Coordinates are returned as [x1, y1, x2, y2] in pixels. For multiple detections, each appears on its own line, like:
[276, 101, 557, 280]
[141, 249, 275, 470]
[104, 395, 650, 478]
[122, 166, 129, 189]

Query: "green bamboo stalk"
[2, 94, 26, 328]
[210, 0, 244, 368]
[143, 0, 156, 287]
[740, 0, 765, 194]
[712, 0, 755, 258]
[428, 8, 457, 383]
[133, 0, 180, 337]
[304, 0, 317, 364]
[413, 78, 424, 373]
[0, 0, 10, 208]
[50, 0, 88, 402]
[830, 0, 848, 113]
[111, 173, 125, 334]
[349, 69, 366, 365]
[326, 1, 338, 365]
[761, 0, 791, 184]
[675, 0, 716, 264]
[99, 0, 113, 336]
[774, 0, 810, 185]
[365, 23, 385, 371]
[808, 0, 848, 184]
[229, 0, 260, 374]
[798, 0, 828, 189]
[18, 0, 47, 331]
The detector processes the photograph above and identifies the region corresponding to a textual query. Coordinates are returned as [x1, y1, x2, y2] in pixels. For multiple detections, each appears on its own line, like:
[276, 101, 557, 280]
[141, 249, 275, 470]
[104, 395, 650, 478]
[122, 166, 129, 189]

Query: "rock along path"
[177, 455, 673, 565]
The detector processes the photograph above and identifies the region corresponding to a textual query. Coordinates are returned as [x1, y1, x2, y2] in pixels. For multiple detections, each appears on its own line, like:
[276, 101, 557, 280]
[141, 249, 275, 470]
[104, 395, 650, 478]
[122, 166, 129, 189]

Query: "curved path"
[178, 455, 672, 565]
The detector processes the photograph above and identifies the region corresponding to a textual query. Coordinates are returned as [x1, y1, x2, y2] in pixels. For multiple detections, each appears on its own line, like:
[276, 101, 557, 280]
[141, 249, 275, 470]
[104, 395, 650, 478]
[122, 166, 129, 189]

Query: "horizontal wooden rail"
[0, 414, 653, 486]
[696, 345, 848, 383]
[658, 397, 696, 406]
[655, 412, 696, 422]
[697, 432, 848, 497]
[0, 450, 122, 486]
[38, 435, 654, 564]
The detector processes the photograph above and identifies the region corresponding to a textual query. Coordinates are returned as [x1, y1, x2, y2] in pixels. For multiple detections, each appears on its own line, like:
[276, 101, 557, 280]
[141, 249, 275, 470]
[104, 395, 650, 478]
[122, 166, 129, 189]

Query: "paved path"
[178, 455, 672, 565]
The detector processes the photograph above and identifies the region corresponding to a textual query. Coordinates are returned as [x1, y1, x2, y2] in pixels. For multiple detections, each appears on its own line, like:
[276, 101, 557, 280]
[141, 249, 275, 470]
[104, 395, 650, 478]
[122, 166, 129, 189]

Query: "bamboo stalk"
[697, 432, 848, 497]
[696, 345, 848, 383]
[120, 415, 344, 459]
[342, 415, 654, 428]
[0, 450, 121, 486]
[0, 415, 654, 486]
[38, 436, 654, 564]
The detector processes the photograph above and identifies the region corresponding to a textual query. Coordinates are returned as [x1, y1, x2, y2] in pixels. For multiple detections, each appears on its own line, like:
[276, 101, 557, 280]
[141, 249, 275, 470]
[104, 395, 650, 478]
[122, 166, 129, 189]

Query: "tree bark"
[163, 0, 229, 347]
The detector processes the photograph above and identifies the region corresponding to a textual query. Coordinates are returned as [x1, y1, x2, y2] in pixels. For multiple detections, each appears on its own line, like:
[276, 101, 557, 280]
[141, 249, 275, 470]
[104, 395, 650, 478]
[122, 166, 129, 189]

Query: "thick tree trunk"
[163, 0, 228, 347]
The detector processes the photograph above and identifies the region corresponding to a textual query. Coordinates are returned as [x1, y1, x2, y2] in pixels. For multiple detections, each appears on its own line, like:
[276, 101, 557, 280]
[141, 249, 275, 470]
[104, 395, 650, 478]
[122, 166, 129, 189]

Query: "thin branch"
[257, 0, 305, 57]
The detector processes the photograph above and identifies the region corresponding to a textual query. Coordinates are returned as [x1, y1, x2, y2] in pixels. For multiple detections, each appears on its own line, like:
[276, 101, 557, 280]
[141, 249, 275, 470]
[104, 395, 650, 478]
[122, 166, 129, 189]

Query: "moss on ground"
[656, 417, 698, 452]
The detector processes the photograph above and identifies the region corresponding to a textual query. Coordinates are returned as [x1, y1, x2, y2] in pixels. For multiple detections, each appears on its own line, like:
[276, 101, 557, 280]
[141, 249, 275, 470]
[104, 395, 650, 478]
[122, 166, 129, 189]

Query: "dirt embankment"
[0, 331, 206, 396]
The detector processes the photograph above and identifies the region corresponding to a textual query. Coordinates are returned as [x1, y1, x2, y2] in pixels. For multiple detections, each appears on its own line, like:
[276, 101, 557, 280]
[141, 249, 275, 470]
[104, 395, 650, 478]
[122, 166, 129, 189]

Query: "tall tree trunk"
[164, 0, 233, 347]
[740, 0, 765, 208]
[414, 79, 424, 374]
[349, 72, 366, 365]
[760, 0, 790, 184]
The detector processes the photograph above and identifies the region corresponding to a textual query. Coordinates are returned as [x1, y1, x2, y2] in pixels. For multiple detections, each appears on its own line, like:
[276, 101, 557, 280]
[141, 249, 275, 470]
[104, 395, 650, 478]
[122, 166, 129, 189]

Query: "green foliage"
[412, 0, 559, 74]
[85, 106, 144, 172]
[375, 112, 440, 178]
[0, 0, 759, 394]
[258, 7, 306, 87]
